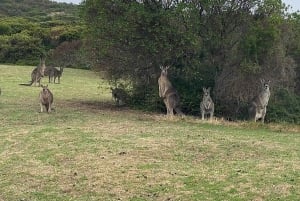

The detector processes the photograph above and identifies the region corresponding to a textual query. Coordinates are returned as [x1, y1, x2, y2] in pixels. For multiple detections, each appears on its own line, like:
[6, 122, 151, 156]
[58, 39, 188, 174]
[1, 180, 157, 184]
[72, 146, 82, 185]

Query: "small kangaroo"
[200, 87, 214, 120]
[49, 67, 64, 84]
[158, 65, 183, 116]
[248, 79, 271, 123]
[43, 66, 52, 78]
[111, 87, 128, 106]
[39, 85, 53, 113]
[30, 57, 46, 86]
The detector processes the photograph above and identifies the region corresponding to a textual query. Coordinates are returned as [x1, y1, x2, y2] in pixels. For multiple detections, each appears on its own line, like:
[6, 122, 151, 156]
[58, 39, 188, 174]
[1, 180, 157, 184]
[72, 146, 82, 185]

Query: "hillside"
[0, 0, 84, 67]
[0, 0, 79, 22]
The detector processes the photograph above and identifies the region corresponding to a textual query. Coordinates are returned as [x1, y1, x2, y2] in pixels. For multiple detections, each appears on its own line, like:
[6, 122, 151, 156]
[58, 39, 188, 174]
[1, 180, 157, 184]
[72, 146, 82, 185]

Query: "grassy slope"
[0, 65, 299, 201]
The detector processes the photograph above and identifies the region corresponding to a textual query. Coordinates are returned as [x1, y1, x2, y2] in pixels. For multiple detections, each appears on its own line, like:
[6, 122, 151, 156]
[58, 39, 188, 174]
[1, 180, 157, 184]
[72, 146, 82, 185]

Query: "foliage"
[287, 13, 300, 95]
[48, 40, 89, 69]
[82, 0, 300, 122]
[0, 0, 79, 22]
[268, 88, 300, 123]
[0, 0, 84, 67]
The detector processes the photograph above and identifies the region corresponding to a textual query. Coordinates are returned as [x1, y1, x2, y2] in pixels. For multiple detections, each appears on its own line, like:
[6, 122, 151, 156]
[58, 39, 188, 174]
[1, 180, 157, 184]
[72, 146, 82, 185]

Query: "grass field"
[0, 65, 299, 201]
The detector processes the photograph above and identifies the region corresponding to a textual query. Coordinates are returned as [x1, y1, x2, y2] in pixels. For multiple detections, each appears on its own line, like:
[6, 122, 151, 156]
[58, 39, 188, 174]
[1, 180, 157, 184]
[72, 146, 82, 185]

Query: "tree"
[83, 0, 299, 122]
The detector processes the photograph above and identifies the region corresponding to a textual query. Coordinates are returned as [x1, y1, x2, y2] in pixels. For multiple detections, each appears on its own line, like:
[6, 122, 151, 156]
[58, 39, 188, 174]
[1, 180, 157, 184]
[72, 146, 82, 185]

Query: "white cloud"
[53, 0, 82, 5]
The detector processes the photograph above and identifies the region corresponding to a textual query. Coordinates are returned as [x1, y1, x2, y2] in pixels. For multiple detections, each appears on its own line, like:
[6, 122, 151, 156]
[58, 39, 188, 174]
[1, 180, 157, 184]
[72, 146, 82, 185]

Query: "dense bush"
[83, 0, 300, 123]
[268, 89, 300, 124]
[0, 1, 83, 67]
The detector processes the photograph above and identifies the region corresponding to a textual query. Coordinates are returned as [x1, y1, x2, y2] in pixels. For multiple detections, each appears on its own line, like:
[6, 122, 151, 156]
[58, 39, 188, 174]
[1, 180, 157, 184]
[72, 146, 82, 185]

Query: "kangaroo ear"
[202, 87, 206, 92]
[165, 65, 170, 70]
[160, 65, 163, 70]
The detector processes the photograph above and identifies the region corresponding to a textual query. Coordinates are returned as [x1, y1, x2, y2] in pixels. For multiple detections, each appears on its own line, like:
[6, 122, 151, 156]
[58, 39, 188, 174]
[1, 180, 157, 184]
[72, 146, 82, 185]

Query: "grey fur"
[39, 85, 53, 113]
[158, 65, 183, 116]
[200, 87, 214, 120]
[248, 79, 271, 123]
[47, 67, 64, 84]
[30, 57, 46, 86]
[43, 66, 52, 77]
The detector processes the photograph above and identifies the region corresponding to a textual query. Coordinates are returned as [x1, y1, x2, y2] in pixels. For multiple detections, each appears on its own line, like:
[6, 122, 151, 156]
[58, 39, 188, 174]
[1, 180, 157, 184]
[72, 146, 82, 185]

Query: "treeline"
[0, 0, 86, 67]
[1, 0, 300, 123]
[82, 0, 300, 123]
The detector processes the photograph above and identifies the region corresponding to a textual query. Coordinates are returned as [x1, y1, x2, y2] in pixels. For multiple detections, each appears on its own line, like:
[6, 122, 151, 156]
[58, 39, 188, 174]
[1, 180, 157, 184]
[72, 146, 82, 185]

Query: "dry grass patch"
[0, 65, 299, 201]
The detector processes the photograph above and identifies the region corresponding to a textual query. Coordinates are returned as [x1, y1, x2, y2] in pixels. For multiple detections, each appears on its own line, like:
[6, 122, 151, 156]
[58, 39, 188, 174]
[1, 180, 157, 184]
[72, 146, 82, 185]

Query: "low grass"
[0, 64, 299, 201]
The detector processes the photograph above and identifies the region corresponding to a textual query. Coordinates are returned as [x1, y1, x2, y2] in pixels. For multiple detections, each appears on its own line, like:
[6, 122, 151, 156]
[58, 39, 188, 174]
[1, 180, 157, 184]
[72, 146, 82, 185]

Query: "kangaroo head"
[260, 79, 270, 91]
[160, 65, 170, 77]
[41, 85, 49, 93]
[39, 56, 46, 76]
[203, 87, 211, 97]
[39, 56, 46, 67]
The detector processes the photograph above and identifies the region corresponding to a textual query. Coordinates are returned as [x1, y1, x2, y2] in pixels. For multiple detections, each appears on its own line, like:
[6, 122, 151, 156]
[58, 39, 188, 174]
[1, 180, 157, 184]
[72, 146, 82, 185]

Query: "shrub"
[267, 89, 300, 123]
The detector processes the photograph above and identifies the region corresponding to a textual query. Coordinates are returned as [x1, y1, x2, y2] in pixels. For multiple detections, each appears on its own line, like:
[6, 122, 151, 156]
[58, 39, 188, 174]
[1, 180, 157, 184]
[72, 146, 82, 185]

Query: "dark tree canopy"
[82, 0, 300, 122]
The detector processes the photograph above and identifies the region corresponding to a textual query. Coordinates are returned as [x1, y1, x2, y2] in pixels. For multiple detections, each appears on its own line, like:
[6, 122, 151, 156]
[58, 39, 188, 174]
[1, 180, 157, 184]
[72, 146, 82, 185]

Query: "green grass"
[0, 64, 299, 201]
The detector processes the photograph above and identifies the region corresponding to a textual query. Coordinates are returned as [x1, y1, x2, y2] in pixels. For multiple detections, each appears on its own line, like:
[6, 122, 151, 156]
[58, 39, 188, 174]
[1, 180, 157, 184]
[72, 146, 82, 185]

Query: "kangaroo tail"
[19, 78, 35, 86]
[19, 83, 32, 86]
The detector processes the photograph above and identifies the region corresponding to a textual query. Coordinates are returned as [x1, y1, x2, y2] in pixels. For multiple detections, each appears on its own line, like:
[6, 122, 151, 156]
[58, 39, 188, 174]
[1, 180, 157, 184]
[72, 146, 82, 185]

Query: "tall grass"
[0, 65, 299, 201]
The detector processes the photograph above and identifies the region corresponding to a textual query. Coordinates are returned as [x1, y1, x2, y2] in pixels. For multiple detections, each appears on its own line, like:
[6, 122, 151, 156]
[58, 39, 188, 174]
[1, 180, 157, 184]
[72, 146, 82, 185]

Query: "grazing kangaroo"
[200, 87, 214, 120]
[30, 57, 46, 86]
[43, 66, 52, 78]
[111, 87, 128, 106]
[39, 85, 53, 113]
[158, 65, 183, 116]
[248, 79, 271, 123]
[48, 67, 64, 84]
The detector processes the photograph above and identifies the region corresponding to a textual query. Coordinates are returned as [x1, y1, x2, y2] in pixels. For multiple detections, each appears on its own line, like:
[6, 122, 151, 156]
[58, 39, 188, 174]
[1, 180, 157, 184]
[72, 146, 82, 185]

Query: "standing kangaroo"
[248, 79, 271, 123]
[30, 57, 46, 86]
[39, 85, 53, 113]
[200, 87, 214, 120]
[158, 65, 183, 116]
[48, 67, 64, 84]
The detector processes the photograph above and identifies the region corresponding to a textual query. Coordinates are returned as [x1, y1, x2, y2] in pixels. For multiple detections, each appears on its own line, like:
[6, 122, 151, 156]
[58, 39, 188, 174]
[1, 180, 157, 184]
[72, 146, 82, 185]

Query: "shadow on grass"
[62, 99, 131, 113]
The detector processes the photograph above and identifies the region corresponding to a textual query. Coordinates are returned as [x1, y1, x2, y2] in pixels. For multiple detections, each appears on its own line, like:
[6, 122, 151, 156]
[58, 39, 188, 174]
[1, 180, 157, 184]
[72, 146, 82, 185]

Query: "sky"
[54, 0, 82, 4]
[53, 0, 300, 12]
[283, 0, 300, 12]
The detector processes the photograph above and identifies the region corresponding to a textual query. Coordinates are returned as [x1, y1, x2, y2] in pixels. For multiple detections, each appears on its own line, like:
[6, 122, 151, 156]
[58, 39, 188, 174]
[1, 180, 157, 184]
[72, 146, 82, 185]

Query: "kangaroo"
[158, 65, 183, 116]
[30, 57, 46, 86]
[111, 87, 128, 106]
[39, 85, 53, 113]
[200, 87, 214, 120]
[20, 57, 46, 86]
[43, 66, 52, 78]
[48, 67, 64, 84]
[248, 79, 271, 123]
